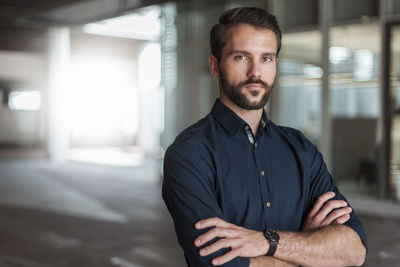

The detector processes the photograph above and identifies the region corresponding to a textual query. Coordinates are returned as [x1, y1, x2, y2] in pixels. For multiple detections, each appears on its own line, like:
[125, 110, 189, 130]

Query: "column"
[45, 27, 71, 162]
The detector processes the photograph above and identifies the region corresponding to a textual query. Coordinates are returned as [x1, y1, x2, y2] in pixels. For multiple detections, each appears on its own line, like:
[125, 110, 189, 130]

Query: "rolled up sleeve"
[162, 139, 249, 266]
[306, 136, 368, 250]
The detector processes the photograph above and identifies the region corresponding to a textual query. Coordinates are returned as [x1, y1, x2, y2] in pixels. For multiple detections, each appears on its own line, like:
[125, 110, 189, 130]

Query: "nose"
[247, 60, 262, 78]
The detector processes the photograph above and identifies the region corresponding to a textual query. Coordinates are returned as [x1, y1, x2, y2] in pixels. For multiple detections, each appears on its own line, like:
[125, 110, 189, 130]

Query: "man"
[162, 7, 367, 267]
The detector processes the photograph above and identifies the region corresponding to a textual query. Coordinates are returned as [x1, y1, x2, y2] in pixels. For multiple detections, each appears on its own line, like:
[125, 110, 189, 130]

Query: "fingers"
[211, 248, 241, 266]
[302, 192, 352, 231]
[308, 192, 335, 218]
[195, 217, 233, 230]
[324, 206, 352, 225]
[317, 199, 348, 220]
[195, 227, 239, 247]
[333, 213, 351, 224]
[199, 238, 239, 257]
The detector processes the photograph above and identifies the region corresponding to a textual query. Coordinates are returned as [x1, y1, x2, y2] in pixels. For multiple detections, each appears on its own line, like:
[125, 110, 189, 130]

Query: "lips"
[245, 83, 265, 89]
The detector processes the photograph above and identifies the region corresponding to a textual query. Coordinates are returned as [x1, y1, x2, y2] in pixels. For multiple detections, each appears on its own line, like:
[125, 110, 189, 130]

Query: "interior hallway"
[0, 156, 399, 267]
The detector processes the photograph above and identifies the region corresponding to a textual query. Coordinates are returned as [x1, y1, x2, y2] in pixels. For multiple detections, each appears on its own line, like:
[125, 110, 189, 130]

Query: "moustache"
[238, 77, 269, 88]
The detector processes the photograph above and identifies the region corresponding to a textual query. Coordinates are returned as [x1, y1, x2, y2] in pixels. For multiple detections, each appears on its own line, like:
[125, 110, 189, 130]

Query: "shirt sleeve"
[304, 135, 368, 250]
[162, 138, 249, 267]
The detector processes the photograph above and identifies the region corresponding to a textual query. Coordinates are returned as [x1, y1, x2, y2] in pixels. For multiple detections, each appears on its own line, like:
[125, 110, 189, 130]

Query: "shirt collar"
[210, 98, 271, 137]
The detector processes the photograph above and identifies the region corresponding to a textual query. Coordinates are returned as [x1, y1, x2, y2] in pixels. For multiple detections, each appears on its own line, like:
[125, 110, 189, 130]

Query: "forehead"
[223, 24, 278, 54]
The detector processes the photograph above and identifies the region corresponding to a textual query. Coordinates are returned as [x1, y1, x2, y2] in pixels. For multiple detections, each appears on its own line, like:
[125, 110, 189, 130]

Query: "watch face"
[271, 232, 279, 242]
[266, 230, 279, 242]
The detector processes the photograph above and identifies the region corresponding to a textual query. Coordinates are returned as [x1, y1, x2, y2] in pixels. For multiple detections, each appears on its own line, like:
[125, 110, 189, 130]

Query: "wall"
[0, 51, 45, 145]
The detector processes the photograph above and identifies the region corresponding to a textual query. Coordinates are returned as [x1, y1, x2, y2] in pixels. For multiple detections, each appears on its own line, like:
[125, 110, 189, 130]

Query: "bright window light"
[330, 46, 351, 64]
[138, 43, 161, 88]
[69, 56, 139, 141]
[83, 6, 161, 41]
[8, 91, 41, 111]
[353, 50, 374, 81]
[303, 64, 323, 78]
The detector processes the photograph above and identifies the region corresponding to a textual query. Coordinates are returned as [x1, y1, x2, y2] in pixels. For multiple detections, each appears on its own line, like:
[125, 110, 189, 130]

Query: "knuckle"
[327, 200, 335, 207]
[325, 201, 336, 209]
[333, 200, 345, 206]
[331, 209, 343, 217]
[212, 227, 220, 236]
[317, 195, 325, 203]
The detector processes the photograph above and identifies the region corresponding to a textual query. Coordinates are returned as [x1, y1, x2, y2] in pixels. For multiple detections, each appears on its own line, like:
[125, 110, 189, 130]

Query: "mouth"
[244, 83, 265, 90]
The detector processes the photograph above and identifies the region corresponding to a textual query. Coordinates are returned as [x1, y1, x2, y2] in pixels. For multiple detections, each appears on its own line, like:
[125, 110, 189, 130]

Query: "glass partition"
[329, 24, 380, 195]
[276, 31, 322, 145]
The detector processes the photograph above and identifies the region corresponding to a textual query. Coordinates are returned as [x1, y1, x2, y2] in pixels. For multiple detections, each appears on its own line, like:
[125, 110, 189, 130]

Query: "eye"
[234, 55, 247, 62]
[263, 56, 273, 63]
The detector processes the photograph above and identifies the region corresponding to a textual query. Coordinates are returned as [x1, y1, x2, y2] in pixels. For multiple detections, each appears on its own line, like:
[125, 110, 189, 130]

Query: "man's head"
[209, 7, 281, 110]
[210, 7, 282, 62]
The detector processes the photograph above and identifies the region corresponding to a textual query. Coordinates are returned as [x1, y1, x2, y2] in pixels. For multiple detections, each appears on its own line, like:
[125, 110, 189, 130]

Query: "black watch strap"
[264, 229, 280, 256]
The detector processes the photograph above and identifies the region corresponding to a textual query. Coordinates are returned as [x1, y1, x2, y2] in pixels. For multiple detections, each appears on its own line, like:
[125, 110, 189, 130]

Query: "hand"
[302, 191, 352, 231]
[194, 217, 268, 265]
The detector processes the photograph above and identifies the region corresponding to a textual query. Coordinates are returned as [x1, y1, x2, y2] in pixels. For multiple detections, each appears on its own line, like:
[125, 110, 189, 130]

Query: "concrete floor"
[0, 157, 399, 267]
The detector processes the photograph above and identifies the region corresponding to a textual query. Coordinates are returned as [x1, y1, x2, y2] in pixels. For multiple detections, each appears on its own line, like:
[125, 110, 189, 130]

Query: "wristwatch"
[264, 229, 279, 256]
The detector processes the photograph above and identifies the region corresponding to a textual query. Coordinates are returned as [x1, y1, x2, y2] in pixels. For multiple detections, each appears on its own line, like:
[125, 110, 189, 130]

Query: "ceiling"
[0, 0, 170, 52]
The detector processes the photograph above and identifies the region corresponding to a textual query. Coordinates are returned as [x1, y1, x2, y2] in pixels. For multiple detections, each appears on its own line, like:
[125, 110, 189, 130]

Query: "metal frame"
[320, 0, 333, 169]
[380, 0, 400, 199]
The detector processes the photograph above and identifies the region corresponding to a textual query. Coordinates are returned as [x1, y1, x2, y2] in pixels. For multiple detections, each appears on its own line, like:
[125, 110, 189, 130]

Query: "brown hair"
[210, 7, 282, 61]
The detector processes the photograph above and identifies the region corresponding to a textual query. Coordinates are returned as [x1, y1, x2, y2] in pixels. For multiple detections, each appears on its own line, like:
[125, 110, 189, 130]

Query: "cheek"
[263, 65, 277, 81]
[223, 64, 247, 81]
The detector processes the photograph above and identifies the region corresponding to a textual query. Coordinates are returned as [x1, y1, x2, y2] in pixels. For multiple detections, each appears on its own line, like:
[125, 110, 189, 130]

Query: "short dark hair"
[210, 7, 282, 61]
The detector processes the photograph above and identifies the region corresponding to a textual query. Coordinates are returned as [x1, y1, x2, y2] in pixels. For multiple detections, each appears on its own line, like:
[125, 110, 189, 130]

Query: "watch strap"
[264, 229, 279, 256]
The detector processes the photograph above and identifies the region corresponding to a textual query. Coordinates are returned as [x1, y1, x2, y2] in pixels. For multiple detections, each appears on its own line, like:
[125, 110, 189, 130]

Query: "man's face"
[216, 24, 278, 110]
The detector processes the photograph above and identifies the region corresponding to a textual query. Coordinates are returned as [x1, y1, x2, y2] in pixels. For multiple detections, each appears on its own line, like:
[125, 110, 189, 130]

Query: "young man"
[162, 7, 367, 267]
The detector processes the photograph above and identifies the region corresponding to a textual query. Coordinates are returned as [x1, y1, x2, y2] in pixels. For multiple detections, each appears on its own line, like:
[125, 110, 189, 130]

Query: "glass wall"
[329, 24, 380, 195]
[276, 31, 322, 145]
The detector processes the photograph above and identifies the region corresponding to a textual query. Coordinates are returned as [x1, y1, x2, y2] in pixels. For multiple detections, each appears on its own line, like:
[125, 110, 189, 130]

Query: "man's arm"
[195, 217, 365, 267]
[249, 191, 353, 267]
[275, 224, 366, 267]
[250, 257, 297, 267]
[162, 140, 249, 266]
[195, 192, 363, 266]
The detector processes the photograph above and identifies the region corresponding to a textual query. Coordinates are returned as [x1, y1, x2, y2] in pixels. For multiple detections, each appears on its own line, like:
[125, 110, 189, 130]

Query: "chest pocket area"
[218, 161, 263, 223]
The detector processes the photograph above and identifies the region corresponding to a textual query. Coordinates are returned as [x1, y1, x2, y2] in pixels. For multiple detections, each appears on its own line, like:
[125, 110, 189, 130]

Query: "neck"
[219, 90, 263, 136]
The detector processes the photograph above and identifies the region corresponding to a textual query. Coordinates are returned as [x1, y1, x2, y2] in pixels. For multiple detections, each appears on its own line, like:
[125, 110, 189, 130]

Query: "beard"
[219, 67, 273, 110]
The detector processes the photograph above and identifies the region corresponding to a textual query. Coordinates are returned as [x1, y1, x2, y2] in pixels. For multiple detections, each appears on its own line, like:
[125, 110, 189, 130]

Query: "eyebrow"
[229, 50, 277, 58]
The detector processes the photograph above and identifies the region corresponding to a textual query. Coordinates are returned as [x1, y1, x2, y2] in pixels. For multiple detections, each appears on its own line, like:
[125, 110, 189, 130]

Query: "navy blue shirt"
[162, 99, 367, 266]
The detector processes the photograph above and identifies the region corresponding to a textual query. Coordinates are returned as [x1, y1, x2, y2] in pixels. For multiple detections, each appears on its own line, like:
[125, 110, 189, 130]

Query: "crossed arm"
[194, 192, 366, 267]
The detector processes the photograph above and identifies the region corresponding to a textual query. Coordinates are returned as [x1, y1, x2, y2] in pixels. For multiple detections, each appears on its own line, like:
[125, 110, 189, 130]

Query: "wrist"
[258, 231, 270, 256]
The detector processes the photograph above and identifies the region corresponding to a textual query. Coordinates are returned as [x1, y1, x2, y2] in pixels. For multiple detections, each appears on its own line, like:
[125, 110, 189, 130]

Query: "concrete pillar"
[137, 42, 162, 156]
[45, 27, 71, 162]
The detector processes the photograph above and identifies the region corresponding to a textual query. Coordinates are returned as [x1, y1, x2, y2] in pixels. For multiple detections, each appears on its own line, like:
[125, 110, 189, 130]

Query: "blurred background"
[0, 0, 399, 266]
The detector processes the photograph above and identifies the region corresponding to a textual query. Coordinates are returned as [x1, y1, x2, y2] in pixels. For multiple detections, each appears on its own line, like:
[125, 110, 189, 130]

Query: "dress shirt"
[162, 98, 367, 267]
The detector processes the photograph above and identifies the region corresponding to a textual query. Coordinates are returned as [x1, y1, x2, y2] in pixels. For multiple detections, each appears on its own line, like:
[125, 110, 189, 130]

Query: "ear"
[208, 55, 220, 78]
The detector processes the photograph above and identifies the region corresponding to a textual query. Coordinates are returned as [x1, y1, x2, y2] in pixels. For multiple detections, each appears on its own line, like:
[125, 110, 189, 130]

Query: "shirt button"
[266, 202, 271, 207]
[254, 143, 258, 148]
[260, 171, 265, 176]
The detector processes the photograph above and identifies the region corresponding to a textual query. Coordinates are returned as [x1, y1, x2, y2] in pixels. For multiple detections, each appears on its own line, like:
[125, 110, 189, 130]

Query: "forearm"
[250, 256, 297, 267]
[275, 225, 366, 267]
